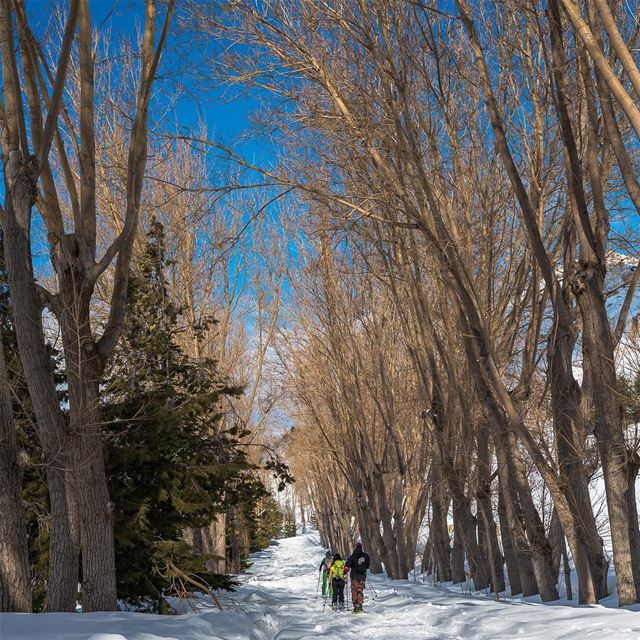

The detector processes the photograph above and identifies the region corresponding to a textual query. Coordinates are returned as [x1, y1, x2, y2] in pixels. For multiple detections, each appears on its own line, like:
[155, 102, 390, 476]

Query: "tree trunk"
[0, 331, 31, 611]
[356, 491, 384, 573]
[380, 508, 401, 577]
[228, 506, 242, 574]
[59, 285, 117, 612]
[562, 534, 573, 602]
[451, 516, 466, 584]
[372, 472, 404, 578]
[430, 485, 452, 583]
[421, 534, 433, 576]
[579, 282, 640, 604]
[72, 383, 117, 612]
[207, 515, 227, 573]
[493, 427, 537, 596]
[478, 514, 503, 598]
[477, 492, 505, 596]
[430, 403, 488, 589]
[505, 430, 559, 601]
[185, 521, 227, 574]
[548, 508, 563, 588]
[184, 527, 203, 553]
[452, 496, 490, 590]
[2, 168, 79, 612]
[549, 322, 607, 602]
[625, 457, 640, 599]
[498, 485, 522, 596]
[391, 476, 412, 579]
[476, 425, 505, 594]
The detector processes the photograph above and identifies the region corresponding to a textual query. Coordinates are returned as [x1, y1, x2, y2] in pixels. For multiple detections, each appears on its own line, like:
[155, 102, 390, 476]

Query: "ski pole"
[315, 572, 321, 599]
[322, 580, 330, 612]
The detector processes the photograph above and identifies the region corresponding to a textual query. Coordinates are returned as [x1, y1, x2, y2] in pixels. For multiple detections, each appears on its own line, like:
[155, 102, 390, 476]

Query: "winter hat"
[325, 550, 332, 558]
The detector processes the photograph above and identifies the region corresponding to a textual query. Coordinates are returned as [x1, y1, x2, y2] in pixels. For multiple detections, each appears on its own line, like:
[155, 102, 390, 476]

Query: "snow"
[3, 533, 640, 639]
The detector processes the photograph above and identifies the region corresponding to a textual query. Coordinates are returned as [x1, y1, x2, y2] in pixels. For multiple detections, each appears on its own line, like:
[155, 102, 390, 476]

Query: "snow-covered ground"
[3, 532, 640, 639]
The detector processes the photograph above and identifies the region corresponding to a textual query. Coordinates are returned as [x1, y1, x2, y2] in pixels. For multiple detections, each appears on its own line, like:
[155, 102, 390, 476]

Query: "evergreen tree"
[102, 221, 262, 611]
[246, 495, 282, 553]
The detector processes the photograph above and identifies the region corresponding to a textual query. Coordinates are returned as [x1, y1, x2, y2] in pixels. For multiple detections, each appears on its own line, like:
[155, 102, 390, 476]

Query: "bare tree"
[0, 0, 175, 611]
[190, 0, 640, 606]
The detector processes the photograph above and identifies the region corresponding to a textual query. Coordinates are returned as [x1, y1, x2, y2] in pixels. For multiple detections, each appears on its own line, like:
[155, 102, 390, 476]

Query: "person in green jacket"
[319, 551, 333, 597]
[329, 553, 347, 610]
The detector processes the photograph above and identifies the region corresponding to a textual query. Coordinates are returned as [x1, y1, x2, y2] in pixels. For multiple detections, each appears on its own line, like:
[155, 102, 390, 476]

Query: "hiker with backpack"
[328, 553, 347, 610]
[345, 542, 370, 613]
[318, 550, 333, 597]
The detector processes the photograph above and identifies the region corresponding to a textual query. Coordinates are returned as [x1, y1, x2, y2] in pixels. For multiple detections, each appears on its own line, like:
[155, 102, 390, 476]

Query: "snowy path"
[3, 533, 640, 639]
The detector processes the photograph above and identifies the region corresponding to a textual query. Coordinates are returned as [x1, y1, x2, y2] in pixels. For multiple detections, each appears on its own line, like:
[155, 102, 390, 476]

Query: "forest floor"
[3, 532, 640, 639]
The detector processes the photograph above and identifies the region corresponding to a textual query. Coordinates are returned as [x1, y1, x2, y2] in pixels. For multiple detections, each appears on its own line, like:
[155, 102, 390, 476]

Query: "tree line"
[204, 0, 640, 606]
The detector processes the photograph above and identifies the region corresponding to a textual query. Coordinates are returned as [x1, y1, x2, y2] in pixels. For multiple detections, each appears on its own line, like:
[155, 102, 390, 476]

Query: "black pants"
[332, 578, 345, 604]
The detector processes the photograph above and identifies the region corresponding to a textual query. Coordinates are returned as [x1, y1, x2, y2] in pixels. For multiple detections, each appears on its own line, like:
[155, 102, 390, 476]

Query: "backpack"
[332, 559, 345, 579]
[350, 551, 369, 576]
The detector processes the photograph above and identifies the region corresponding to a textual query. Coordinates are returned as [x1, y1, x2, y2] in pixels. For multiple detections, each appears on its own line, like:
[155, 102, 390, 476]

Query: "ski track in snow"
[3, 533, 640, 639]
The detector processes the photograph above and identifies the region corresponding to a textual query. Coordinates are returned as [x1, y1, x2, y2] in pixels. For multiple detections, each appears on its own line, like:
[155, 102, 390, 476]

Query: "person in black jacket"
[345, 542, 370, 612]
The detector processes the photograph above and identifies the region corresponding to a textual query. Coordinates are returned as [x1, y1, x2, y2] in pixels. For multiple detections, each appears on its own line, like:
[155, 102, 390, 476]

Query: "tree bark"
[228, 506, 242, 574]
[0, 330, 31, 611]
[548, 508, 563, 588]
[498, 485, 522, 596]
[625, 455, 640, 599]
[492, 425, 538, 596]
[452, 495, 490, 590]
[548, 323, 607, 602]
[579, 286, 639, 604]
[207, 515, 227, 573]
[430, 480, 452, 583]
[58, 266, 117, 612]
[1, 165, 79, 612]
[357, 509, 384, 574]
[421, 533, 433, 577]
[562, 533, 573, 602]
[451, 514, 466, 584]
[476, 426, 505, 594]
[507, 431, 559, 601]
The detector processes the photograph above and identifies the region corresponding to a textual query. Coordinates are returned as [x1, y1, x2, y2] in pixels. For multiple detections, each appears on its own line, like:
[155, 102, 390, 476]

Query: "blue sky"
[82, 1, 277, 165]
[21, 0, 282, 275]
